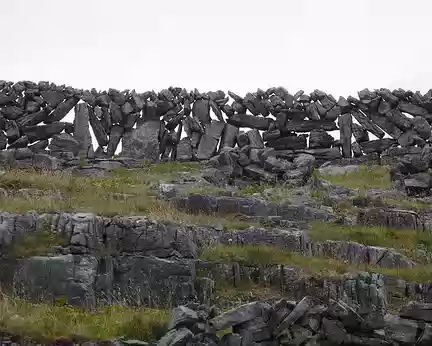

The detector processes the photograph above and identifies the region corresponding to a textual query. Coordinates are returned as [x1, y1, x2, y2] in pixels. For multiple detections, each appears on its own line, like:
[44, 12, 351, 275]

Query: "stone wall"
[1, 80, 432, 165]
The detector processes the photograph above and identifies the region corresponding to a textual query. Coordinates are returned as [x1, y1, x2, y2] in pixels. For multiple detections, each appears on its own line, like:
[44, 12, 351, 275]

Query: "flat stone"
[285, 120, 338, 132]
[266, 135, 307, 150]
[227, 114, 271, 130]
[22, 123, 66, 142]
[45, 97, 80, 123]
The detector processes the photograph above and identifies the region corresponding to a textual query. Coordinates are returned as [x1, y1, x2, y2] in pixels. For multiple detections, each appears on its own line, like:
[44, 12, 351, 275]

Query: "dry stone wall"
[1, 80, 432, 166]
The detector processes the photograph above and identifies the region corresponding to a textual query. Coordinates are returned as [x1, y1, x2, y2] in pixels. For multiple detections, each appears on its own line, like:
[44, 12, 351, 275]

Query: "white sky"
[1, 0, 432, 149]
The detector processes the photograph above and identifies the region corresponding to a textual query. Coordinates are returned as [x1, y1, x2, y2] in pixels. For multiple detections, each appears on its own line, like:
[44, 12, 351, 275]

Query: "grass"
[8, 228, 68, 259]
[185, 185, 228, 196]
[0, 296, 169, 342]
[384, 198, 432, 212]
[199, 244, 432, 284]
[200, 245, 353, 279]
[318, 165, 392, 190]
[0, 167, 255, 229]
[309, 221, 432, 261]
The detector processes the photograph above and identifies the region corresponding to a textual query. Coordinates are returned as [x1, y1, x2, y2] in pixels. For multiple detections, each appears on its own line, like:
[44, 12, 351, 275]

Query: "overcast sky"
[1, 0, 431, 98]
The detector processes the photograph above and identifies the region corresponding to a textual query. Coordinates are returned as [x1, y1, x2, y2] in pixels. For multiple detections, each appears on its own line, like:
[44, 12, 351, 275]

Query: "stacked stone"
[2, 80, 432, 168]
[157, 297, 432, 346]
[389, 146, 432, 196]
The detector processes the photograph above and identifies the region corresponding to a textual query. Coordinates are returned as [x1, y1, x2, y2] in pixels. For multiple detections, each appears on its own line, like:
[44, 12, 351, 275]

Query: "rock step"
[4, 253, 432, 311]
[0, 211, 422, 271]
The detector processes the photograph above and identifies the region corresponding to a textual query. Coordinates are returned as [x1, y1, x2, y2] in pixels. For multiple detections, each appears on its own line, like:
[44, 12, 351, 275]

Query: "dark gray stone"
[49, 133, 80, 156]
[352, 110, 385, 138]
[246, 129, 264, 149]
[176, 138, 193, 162]
[22, 123, 66, 143]
[227, 114, 271, 130]
[285, 120, 337, 132]
[192, 100, 211, 126]
[45, 97, 80, 123]
[359, 139, 396, 154]
[309, 130, 334, 149]
[266, 135, 307, 150]
[121, 121, 160, 161]
[220, 124, 239, 149]
[107, 125, 125, 158]
[88, 107, 109, 146]
[196, 121, 225, 160]
[338, 113, 352, 158]
[73, 103, 94, 158]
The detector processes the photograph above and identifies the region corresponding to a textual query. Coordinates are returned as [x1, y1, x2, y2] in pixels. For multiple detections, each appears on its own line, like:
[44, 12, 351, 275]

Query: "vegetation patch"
[199, 244, 432, 283]
[0, 168, 255, 229]
[9, 229, 67, 259]
[384, 198, 432, 212]
[0, 296, 169, 342]
[309, 222, 432, 261]
[318, 165, 392, 190]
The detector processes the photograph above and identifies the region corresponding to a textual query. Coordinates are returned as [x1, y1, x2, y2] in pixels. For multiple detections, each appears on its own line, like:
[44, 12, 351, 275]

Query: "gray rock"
[196, 121, 225, 160]
[209, 301, 270, 331]
[227, 114, 271, 131]
[22, 122, 66, 143]
[122, 121, 160, 161]
[338, 113, 352, 158]
[308, 129, 334, 149]
[49, 133, 80, 156]
[357, 208, 423, 230]
[398, 101, 428, 117]
[220, 123, 239, 149]
[285, 120, 337, 132]
[244, 165, 277, 183]
[176, 138, 193, 162]
[73, 103, 94, 158]
[168, 306, 199, 330]
[88, 107, 109, 146]
[266, 135, 307, 150]
[273, 296, 313, 336]
[192, 100, 211, 126]
[157, 328, 193, 346]
[400, 301, 432, 322]
[246, 129, 264, 149]
[46, 96, 80, 123]
[383, 314, 419, 344]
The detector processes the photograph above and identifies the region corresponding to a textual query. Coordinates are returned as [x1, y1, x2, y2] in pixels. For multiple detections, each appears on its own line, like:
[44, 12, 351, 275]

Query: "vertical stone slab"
[121, 120, 161, 162]
[196, 120, 225, 160]
[339, 113, 352, 158]
[221, 123, 239, 149]
[73, 103, 94, 158]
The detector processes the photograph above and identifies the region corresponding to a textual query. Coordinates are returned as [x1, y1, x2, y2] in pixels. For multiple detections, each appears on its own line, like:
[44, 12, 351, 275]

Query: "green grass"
[309, 222, 432, 260]
[384, 198, 432, 212]
[0, 168, 253, 229]
[199, 244, 432, 283]
[318, 165, 392, 190]
[200, 245, 353, 279]
[9, 228, 68, 259]
[0, 297, 169, 342]
[185, 185, 228, 196]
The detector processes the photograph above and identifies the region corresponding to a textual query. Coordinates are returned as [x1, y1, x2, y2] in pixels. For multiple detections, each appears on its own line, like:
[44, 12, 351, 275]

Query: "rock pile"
[2, 80, 432, 171]
[158, 298, 432, 346]
[390, 146, 432, 196]
[203, 147, 317, 186]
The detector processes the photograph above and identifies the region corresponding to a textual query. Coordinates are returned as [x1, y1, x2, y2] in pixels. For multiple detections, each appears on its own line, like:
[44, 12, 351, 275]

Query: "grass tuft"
[319, 165, 392, 190]
[200, 244, 432, 283]
[309, 221, 432, 262]
[0, 296, 169, 342]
